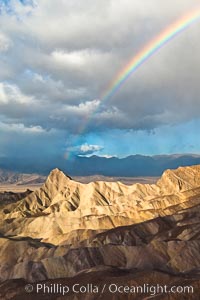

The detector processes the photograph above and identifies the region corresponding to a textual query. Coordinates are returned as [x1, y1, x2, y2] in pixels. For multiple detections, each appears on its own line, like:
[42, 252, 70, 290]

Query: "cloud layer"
[0, 0, 200, 162]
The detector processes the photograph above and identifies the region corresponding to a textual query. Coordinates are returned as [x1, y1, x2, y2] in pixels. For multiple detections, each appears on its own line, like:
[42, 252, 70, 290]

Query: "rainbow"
[66, 8, 200, 159]
[102, 8, 200, 102]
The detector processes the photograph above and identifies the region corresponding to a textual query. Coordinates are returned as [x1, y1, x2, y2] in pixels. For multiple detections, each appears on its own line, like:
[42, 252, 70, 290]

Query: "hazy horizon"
[1, 152, 200, 177]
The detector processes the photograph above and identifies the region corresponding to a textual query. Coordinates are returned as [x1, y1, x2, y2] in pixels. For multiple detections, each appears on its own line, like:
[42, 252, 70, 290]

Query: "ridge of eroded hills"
[0, 165, 200, 298]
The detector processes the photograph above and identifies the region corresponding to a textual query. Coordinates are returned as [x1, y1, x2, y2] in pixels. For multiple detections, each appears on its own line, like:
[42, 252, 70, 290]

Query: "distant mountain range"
[1, 153, 200, 177]
[0, 169, 45, 185]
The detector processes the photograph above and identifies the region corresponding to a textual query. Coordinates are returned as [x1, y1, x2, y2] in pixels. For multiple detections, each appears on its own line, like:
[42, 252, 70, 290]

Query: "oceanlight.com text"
[25, 282, 194, 296]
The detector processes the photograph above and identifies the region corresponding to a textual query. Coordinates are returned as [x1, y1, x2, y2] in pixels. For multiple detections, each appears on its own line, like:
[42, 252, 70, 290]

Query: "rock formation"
[0, 165, 200, 299]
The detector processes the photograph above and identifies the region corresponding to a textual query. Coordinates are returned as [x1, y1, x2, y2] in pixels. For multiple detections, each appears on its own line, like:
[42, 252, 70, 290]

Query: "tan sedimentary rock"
[0, 164, 200, 289]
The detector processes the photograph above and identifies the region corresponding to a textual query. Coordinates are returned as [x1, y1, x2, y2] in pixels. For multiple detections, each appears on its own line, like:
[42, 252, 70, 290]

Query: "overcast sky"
[0, 0, 200, 166]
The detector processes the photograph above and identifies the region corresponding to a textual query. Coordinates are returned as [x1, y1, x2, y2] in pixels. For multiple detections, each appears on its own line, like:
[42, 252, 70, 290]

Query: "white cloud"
[50, 100, 100, 121]
[0, 32, 12, 52]
[0, 82, 34, 104]
[0, 121, 46, 134]
[0, 83, 7, 103]
[94, 154, 116, 158]
[80, 143, 103, 153]
[51, 50, 87, 67]
[65, 143, 104, 157]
